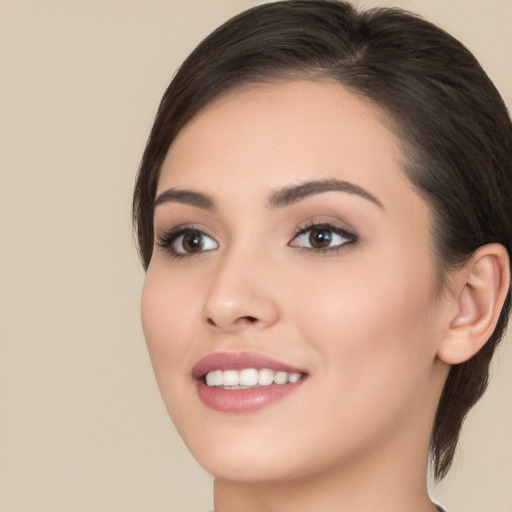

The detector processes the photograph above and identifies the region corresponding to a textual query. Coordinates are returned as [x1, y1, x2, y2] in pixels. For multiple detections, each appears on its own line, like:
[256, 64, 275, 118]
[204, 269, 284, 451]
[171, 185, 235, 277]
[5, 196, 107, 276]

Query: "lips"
[192, 351, 308, 413]
[192, 351, 306, 378]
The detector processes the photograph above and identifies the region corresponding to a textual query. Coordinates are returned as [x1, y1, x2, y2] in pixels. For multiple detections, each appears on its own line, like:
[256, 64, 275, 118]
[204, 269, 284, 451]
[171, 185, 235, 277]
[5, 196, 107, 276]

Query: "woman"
[133, 1, 512, 511]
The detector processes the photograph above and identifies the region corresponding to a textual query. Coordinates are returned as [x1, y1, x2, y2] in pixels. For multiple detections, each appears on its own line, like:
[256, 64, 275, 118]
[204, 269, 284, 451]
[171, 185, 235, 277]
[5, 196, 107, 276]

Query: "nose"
[201, 248, 280, 333]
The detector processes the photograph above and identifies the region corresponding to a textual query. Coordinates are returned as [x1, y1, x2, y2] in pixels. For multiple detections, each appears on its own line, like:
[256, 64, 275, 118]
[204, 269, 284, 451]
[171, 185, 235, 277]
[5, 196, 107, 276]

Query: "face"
[142, 81, 448, 484]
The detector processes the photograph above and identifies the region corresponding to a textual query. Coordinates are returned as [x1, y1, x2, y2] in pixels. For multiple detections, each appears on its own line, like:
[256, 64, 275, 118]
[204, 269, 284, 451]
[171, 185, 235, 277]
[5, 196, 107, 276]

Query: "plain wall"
[1, 1, 510, 511]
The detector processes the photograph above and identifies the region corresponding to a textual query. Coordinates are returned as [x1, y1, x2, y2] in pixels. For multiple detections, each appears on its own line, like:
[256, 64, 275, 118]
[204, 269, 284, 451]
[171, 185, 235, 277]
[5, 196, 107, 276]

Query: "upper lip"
[192, 351, 308, 380]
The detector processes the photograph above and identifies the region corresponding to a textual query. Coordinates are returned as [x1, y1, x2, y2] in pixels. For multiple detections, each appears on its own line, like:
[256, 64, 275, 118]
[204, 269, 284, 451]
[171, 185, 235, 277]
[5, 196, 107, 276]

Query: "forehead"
[157, 80, 418, 211]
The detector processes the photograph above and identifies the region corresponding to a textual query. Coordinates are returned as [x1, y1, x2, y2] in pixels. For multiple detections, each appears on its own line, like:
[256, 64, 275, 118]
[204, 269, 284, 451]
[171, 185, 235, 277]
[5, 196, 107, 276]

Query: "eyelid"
[154, 219, 358, 260]
[155, 224, 219, 259]
[289, 220, 358, 252]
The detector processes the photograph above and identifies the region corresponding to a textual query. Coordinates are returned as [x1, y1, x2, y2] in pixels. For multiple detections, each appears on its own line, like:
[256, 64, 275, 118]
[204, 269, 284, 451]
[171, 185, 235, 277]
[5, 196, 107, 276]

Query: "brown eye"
[181, 232, 204, 252]
[290, 222, 356, 253]
[308, 228, 332, 249]
[171, 230, 218, 255]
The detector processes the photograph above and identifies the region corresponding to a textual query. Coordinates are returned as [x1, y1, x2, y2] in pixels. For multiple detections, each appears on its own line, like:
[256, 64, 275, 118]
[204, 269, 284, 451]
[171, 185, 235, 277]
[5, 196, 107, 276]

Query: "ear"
[437, 243, 510, 365]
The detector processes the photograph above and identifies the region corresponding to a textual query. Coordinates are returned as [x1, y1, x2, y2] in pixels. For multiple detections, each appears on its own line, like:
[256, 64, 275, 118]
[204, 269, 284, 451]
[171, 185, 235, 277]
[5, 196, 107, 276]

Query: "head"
[133, 0, 512, 481]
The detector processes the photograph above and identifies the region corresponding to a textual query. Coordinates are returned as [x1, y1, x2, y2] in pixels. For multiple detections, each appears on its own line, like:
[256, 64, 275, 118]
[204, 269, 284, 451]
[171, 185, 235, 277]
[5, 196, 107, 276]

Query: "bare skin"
[141, 80, 509, 512]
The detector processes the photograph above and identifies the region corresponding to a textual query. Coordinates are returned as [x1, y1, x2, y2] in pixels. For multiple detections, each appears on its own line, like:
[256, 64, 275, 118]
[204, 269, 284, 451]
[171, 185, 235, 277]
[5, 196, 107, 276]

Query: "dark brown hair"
[133, 0, 512, 480]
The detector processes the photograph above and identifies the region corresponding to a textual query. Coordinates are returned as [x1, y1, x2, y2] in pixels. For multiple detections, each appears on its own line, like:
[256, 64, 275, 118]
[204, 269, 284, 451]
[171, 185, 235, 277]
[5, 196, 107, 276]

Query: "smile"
[193, 352, 308, 413]
[204, 368, 303, 388]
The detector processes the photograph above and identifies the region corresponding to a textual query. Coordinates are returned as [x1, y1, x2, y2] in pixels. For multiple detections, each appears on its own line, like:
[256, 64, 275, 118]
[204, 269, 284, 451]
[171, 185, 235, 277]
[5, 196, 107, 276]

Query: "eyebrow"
[153, 188, 216, 211]
[153, 178, 383, 213]
[268, 179, 384, 210]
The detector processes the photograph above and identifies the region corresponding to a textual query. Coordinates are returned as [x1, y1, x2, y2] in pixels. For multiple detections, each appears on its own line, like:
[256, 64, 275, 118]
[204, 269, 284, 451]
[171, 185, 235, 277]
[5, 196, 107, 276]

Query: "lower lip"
[196, 378, 306, 413]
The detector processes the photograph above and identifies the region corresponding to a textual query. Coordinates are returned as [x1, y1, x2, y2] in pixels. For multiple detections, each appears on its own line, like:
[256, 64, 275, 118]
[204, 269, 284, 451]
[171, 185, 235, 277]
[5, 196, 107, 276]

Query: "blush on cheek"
[141, 269, 206, 383]
[141, 276, 178, 365]
[302, 264, 434, 369]
[141, 276, 167, 347]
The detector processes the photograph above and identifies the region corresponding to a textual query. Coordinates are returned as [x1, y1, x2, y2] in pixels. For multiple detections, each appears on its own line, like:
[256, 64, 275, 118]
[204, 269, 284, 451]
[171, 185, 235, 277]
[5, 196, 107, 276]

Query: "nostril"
[204, 314, 261, 329]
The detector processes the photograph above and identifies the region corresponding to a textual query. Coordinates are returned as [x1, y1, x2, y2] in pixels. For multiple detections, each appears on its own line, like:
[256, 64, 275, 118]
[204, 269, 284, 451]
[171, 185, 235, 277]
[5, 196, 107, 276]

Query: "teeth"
[258, 368, 274, 386]
[204, 368, 303, 388]
[213, 370, 223, 386]
[288, 373, 301, 383]
[240, 368, 258, 386]
[274, 371, 288, 385]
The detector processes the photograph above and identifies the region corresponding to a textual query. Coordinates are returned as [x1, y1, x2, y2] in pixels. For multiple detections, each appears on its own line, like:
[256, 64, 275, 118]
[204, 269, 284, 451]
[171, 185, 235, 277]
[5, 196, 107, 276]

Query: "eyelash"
[155, 221, 358, 259]
[155, 225, 218, 260]
[290, 221, 358, 254]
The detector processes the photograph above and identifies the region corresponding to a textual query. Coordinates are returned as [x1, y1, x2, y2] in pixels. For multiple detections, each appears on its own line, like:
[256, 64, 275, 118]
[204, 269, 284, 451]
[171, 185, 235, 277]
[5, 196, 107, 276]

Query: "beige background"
[1, 0, 511, 511]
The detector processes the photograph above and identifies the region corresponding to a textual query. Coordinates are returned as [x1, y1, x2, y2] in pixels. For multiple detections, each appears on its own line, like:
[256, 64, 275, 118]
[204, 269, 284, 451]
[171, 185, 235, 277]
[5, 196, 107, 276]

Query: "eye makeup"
[289, 220, 359, 255]
[155, 224, 218, 260]
[155, 217, 359, 261]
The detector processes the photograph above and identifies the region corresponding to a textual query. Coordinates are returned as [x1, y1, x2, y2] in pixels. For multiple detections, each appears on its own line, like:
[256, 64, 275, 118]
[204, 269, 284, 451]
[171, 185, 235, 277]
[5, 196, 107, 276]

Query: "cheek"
[140, 264, 211, 436]
[284, 257, 440, 462]
[141, 265, 200, 377]
[295, 251, 438, 391]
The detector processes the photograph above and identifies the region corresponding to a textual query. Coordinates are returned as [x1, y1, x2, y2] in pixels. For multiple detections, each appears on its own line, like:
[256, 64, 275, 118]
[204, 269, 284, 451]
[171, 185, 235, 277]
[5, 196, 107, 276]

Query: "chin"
[178, 425, 304, 483]
[199, 453, 304, 484]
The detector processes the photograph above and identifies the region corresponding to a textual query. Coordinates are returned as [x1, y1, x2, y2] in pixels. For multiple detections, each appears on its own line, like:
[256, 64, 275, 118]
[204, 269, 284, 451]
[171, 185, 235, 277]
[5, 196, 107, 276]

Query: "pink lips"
[192, 351, 308, 413]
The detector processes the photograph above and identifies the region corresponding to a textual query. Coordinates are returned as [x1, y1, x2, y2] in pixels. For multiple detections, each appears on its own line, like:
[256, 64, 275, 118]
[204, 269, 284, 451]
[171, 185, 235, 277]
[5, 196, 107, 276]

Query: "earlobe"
[437, 243, 510, 365]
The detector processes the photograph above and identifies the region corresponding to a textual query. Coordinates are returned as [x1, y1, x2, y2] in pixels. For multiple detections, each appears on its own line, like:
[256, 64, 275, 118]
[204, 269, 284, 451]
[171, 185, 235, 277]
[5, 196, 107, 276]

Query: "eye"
[173, 231, 218, 254]
[289, 222, 356, 252]
[156, 227, 218, 258]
